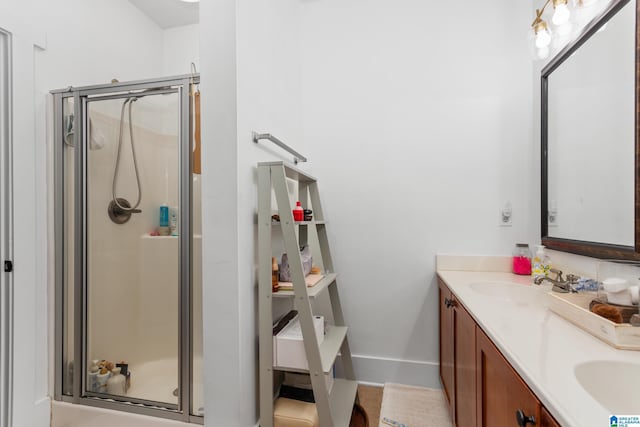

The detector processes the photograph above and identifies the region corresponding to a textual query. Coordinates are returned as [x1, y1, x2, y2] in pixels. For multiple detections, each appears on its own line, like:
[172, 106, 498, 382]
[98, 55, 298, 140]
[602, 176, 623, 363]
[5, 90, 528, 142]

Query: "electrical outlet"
[548, 200, 558, 227]
[500, 202, 513, 227]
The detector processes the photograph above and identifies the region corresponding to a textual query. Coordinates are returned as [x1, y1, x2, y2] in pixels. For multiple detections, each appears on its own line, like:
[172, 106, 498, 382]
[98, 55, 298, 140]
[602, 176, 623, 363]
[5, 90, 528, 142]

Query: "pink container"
[512, 243, 532, 275]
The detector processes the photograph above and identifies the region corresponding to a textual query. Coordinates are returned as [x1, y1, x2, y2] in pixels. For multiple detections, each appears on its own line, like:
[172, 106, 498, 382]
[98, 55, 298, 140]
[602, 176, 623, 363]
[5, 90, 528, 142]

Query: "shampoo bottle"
[532, 245, 551, 279]
[159, 203, 169, 227]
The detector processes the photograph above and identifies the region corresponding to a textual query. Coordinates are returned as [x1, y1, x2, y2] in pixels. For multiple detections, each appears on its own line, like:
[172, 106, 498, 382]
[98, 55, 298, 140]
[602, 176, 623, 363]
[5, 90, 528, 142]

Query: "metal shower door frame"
[52, 75, 201, 424]
[0, 28, 13, 427]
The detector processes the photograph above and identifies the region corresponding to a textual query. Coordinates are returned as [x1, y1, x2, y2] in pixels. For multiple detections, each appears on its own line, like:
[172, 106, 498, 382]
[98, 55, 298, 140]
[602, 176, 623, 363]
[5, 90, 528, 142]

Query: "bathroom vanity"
[437, 256, 640, 427]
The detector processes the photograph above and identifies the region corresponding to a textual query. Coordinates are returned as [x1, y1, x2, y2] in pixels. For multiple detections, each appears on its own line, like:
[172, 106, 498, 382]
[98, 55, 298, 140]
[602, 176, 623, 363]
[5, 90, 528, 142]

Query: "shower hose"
[112, 97, 142, 212]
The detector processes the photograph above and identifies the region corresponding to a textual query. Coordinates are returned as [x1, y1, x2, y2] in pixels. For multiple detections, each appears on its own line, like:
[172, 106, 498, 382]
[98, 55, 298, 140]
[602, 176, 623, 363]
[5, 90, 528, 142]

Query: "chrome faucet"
[533, 268, 579, 293]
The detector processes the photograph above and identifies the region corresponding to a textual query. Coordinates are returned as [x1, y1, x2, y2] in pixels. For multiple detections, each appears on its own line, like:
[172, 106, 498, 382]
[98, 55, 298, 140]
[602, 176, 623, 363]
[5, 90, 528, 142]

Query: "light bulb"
[535, 27, 552, 48]
[552, 3, 571, 26]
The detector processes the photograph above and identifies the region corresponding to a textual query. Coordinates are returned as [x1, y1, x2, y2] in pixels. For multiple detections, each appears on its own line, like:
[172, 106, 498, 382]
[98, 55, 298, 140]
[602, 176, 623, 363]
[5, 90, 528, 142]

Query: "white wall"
[201, 0, 535, 425]
[200, 0, 304, 425]
[297, 0, 535, 386]
[162, 24, 200, 77]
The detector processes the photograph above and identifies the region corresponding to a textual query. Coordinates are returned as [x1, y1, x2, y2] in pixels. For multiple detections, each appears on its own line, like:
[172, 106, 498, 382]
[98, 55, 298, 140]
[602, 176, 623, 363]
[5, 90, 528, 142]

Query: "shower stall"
[52, 75, 203, 423]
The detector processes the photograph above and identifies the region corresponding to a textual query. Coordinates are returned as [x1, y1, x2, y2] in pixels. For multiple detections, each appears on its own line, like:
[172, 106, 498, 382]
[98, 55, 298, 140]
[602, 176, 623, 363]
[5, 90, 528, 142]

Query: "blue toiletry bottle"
[159, 204, 169, 227]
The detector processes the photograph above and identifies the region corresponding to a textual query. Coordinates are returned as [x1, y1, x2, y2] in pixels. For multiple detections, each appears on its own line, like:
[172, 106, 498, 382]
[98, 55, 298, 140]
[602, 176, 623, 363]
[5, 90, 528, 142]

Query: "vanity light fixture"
[552, 0, 572, 25]
[529, 0, 604, 60]
[531, 7, 553, 61]
[531, 0, 600, 60]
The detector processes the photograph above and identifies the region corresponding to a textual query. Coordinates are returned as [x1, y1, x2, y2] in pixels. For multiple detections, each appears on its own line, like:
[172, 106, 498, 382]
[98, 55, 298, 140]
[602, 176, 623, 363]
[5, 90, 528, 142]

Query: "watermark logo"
[611, 415, 640, 427]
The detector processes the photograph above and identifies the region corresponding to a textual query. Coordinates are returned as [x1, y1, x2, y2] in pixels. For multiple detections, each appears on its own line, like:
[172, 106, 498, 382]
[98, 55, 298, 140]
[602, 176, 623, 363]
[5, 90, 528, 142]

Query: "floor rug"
[378, 383, 453, 427]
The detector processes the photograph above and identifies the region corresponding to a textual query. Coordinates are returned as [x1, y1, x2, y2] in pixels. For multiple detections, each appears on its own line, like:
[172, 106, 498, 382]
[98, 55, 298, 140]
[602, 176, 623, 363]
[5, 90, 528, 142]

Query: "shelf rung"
[258, 161, 317, 182]
[271, 220, 327, 226]
[329, 379, 358, 426]
[319, 326, 348, 373]
[271, 273, 337, 299]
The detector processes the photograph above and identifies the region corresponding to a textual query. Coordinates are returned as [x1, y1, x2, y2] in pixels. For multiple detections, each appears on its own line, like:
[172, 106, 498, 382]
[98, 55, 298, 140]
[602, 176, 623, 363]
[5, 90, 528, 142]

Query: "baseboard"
[336, 354, 442, 389]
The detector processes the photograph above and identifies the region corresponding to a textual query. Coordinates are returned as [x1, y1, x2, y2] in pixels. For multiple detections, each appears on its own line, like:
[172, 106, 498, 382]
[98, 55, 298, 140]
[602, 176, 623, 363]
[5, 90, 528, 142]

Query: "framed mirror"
[541, 0, 639, 259]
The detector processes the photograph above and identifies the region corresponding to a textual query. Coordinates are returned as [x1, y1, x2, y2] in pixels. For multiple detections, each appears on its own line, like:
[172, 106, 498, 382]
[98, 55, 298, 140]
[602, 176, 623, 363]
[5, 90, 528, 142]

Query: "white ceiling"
[129, 0, 199, 29]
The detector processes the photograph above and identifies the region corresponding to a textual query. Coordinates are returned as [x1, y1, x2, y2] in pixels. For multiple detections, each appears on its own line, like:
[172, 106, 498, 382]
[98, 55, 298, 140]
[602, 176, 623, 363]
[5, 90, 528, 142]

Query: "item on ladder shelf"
[303, 209, 313, 221]
[293, 201, 304, 221]
[274, 315, 324, 371]
[279, 245, 312, 282]
[277, 274, 324, 291]
[273, 398, 319, 427]
[272, 257, 280, 292]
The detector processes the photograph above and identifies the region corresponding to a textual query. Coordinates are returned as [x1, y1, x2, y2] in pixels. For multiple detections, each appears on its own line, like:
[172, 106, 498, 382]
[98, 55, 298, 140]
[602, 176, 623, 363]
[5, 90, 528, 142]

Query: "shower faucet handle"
[108, 199, 141, 224]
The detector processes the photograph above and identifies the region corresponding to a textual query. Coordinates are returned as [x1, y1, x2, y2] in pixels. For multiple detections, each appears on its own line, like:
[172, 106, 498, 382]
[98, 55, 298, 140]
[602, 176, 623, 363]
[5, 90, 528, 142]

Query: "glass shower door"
[85, 92, 180, 408]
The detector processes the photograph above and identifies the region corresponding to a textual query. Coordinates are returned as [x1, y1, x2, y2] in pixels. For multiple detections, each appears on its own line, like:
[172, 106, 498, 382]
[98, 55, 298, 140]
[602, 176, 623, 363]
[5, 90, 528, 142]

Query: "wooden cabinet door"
[476, 327, 540, 427]
[439, 279, 455, 419]
[455, 302, 477, 427]
[541, 406, 561, 427]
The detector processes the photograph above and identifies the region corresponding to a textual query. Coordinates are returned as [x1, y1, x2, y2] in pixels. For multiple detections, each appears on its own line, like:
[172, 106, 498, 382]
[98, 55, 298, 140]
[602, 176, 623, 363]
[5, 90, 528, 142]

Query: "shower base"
[52, 357, 203, 426]
[51, 401, 196, 427]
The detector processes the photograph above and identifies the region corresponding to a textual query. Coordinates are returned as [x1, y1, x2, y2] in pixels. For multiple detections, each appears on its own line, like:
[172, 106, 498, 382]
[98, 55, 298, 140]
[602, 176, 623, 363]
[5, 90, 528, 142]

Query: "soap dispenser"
[532, 245, 551, 280]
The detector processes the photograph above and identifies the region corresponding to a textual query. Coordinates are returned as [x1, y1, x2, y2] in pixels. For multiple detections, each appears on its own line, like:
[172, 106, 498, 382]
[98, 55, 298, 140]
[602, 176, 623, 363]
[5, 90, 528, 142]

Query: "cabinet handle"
[516, 409, 536, 426]
[444, 298, 457, 309]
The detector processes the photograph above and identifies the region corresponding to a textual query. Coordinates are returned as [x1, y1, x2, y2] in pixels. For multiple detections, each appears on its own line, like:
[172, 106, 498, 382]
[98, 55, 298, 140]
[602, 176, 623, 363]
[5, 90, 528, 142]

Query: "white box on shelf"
[275, 315, 324, 371]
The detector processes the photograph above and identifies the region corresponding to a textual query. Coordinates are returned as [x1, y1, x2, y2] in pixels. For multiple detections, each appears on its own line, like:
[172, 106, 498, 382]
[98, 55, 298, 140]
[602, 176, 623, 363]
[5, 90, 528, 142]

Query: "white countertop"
[437, 267, 640, 427]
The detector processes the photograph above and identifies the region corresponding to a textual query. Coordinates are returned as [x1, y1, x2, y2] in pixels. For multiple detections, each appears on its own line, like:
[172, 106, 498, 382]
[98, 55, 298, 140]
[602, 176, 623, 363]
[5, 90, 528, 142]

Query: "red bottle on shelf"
[292, 201, 304, 222]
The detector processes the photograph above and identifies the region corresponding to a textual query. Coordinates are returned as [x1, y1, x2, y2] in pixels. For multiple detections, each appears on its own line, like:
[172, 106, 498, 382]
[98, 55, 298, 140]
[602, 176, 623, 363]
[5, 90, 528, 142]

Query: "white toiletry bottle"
[107, 367, 126, 395]
[532, 245, 550, 280]
[169, 206, 179, 236]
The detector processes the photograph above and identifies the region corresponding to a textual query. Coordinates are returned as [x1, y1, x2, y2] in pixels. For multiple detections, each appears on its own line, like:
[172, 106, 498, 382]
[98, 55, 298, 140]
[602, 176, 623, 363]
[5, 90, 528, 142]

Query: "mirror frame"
[541, 0, 640, 260]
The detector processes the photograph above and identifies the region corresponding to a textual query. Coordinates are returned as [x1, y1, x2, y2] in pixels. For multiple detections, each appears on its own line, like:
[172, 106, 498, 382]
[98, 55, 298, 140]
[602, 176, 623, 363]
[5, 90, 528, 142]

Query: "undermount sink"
[469, 282, 547, 305]
[575, 360, 640, 413]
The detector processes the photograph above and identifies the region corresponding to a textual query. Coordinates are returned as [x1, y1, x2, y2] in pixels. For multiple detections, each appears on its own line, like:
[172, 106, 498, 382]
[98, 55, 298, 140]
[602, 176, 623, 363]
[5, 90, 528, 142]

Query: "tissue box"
[274, 315, 324, 371]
